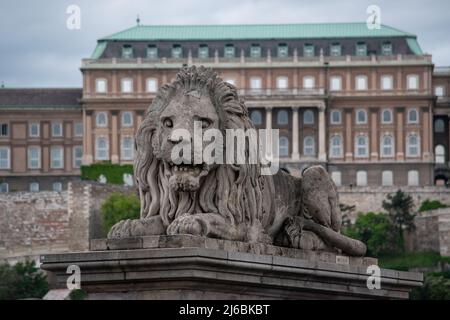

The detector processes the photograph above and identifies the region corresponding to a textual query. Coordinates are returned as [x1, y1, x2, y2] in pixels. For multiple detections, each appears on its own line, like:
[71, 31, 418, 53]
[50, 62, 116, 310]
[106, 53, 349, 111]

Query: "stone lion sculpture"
[108, 66, 366, 256]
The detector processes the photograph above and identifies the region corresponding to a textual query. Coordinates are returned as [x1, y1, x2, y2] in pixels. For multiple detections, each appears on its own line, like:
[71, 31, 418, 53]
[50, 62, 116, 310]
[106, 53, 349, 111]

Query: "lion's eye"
[201, 119, 210, 129]
[163, 119, 173, 128]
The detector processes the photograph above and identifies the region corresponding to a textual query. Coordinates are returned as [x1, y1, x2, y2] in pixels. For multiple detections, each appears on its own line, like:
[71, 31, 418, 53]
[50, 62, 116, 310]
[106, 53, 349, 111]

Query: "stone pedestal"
[40, 235, 422, 300]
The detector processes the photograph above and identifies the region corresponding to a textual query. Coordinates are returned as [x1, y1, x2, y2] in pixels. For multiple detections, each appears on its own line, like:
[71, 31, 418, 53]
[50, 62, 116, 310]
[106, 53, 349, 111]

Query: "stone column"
[318, 104, 327, 162]
[345, 108, 353, 161]
[396, 108, 405, 161]
[266, 69, 272, 95]
[292, 107, 300, 160]
[137, 70, 143, 94]
[111, 111, 119, 164]
[84, 71, 91, 96]
[422, 106, 430, 160]
[84, 111, 93, 164]
[370, 108, 378, 160]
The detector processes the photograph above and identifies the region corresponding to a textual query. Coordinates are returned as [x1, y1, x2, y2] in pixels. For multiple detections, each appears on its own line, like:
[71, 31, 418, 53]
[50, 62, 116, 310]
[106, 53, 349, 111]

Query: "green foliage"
[69, 289, 88, 300]
[343, 212, 402, 257]
[418, 199, 448, 212]
[411, 272, 450, 300]
[0, 260, 49, 300]
[80, 161, 133, 185]
[379, 251, 450, 271]
[101, 193, 140, 233]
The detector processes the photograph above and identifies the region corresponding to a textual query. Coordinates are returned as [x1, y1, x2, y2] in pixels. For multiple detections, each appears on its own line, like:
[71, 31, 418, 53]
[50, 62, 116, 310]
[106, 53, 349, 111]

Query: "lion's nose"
[168, 135, 191, 144]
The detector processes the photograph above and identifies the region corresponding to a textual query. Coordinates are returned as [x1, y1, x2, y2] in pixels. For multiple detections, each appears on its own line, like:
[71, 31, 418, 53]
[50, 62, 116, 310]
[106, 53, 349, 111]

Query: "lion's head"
[134, 66, 273, 228]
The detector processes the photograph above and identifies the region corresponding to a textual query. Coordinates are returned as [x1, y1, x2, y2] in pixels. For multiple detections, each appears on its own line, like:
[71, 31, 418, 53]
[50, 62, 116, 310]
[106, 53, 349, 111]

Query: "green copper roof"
[406, 38, 424, 55]
[99, 23, 416, 41]
[91, 41, 107, 59]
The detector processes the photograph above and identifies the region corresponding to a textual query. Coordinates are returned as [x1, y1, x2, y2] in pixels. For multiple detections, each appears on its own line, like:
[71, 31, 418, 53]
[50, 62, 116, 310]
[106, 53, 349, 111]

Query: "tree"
[382, 189, 416, 251]
[101, 193, 140, 233]
[418, 199, 448, 212]
[343, 212, 402, 257]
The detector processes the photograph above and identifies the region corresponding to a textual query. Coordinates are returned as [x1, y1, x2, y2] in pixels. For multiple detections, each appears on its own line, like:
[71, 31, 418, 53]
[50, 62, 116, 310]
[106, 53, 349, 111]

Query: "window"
[0, 123, 8, 137]
[355, 75, 368, 90]
[330, 76, 342, 91]
[277, 110, 289, 125]
[355, 135, 369, 157]
[356, 171, 368, 186]
[303, 76, 315, 89]
[303, 44, 314, 57]
[276, 76, 288, 90]
[122, 112, 133, 127]
[28, 146, 41, 169]
[198, 44, 209, 58]
[121, 78, 133, 93]
[96, 112, 107, 127]
[330, 43, 341, 56]
[122, 45, 133, 58]
[29, 122, 40, 137]
[224, 44, 235, 58]
[147, 45, 158, 59]
[381, 42, 393, 56]
[435, 145, 445, 164]
[95, 79, 107, 93]
[407, 134, 420, 157]
[172, 44, 182, 58]
[277, 44, 288, 58]
[330, 135, 343, 158]
[435, 119, 445, 133]
[381, 109, 393, 124]
[0, 147, 10, 169]
[74, 122, 83, 137]
[381, 135, 394, 157]
[407, 75, 419, 90]
[303, 136, 315, 156]
[331, 171, 342, 186]
[250, 110, 262, 125]
[356, 109, 367, 124]
[250, 44, 261, 58]
[408, 109, 419, 124]
[303, 110, 314, 124]
[50, 146, 63, 169]
[408, 170, 419, 186]
[29, 182, 39, 192]
[435, 86, 445, 97]
[95, 137, 109, 160]
[73, 146, 83, 168]
[382, 171, 393, 186]
[381, 75, 393, 90]
[279, 137, 289, 157]
[146, 78, 158, 93]
[53, 182, 62, 192]
[52, 122, 62, 137]
[356, 42, 367, 56]
[121, 137, 134, 160]
[330, 110, 342, 124]
[0, 183, 8, 193]
[250, 77, 262, 90]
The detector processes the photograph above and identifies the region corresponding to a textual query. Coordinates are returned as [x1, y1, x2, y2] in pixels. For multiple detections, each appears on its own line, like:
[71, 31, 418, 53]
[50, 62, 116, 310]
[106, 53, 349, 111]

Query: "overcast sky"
[1, 0, 449, 87]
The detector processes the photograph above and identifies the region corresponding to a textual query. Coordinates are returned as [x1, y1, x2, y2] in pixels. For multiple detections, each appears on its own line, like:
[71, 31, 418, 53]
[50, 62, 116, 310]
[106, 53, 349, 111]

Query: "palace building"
[1, 22, 450, 191]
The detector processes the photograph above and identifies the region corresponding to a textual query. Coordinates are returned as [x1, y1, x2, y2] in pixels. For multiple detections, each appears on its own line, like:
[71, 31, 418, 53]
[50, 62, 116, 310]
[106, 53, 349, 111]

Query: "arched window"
[408, 108, 419, 124]
[330, 110, 341, 124]
[408, 170, 419, 186]
[95, 137, 109, 160]
[356, 109, 367, 124]
[381, 135, 394, 157]
[330, 135, 343, 158]
[303, 110, 314, 124]
[277, 110, 289, 125]
[276, 76, 288, 90]
[435, 119, 445, 133]
[96, 112, 107, 127]
[121, 137, 134, 160]
[146, 78, 158, 92]
[250, 110, 262, 125]
[382, 171, 393, 186]
[303, 76, 315, 89]
[355, 135, 369, 157]
[381, 109, 393, 124]
[279, 137, 289, 157]
[407, 134, 420, 157]
[121, 78, 133, 93]
[355, 75, 368, 90]
[356, 171, 368, 186]
[435, 145, 446, 164]
[303, 136, 315, 156]
[122, 112, 133, 127]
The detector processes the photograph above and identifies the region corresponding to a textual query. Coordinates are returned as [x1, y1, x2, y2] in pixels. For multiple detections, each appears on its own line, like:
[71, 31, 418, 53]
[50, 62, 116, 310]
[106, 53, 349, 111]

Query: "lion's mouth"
[167, 162, 210, 192]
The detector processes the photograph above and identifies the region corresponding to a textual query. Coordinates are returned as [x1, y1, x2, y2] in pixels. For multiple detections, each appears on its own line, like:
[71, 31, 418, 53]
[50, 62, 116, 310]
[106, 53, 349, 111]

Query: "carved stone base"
[40, 235, 422, 300]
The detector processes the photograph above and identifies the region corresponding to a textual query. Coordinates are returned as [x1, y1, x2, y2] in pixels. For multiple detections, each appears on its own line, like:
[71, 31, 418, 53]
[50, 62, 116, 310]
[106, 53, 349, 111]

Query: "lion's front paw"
[108, 219, 134, 239]
[167, 214, 206, 237]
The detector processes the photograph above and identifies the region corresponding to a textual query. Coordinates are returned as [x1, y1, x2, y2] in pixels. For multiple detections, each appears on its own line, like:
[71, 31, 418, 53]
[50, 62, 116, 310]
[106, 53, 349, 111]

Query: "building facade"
[1, 22, 449, 191]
